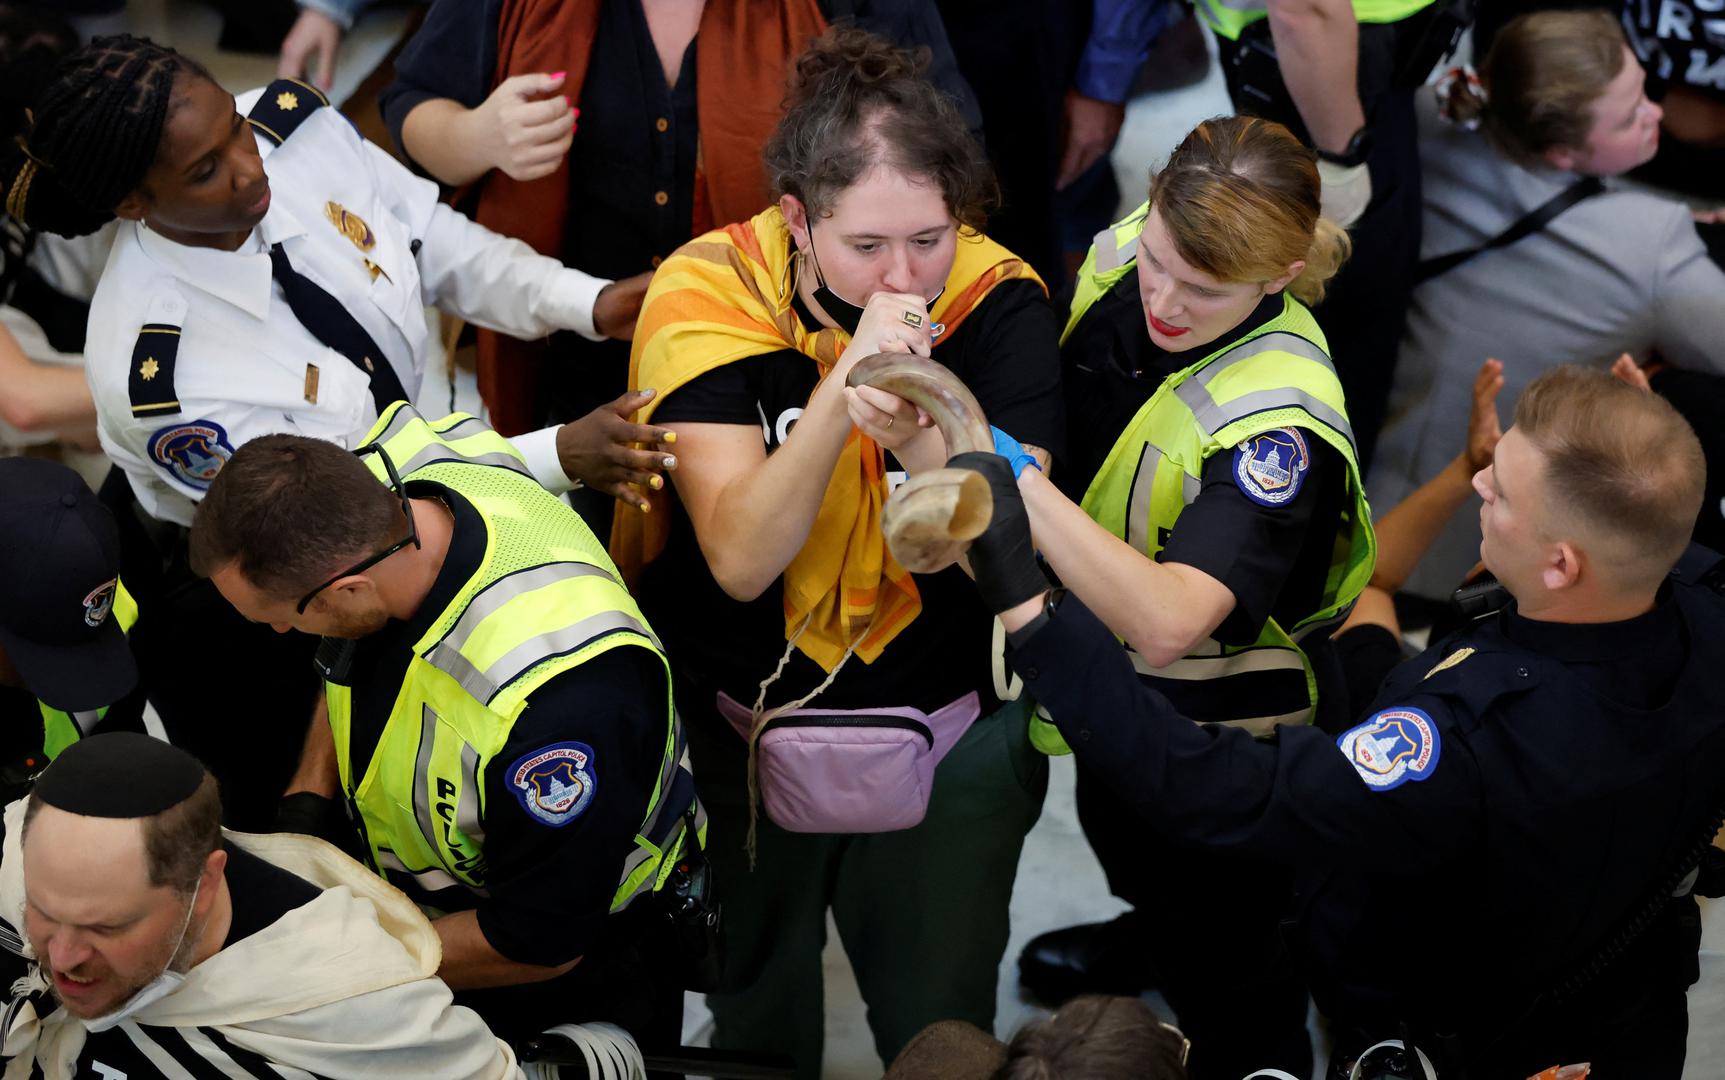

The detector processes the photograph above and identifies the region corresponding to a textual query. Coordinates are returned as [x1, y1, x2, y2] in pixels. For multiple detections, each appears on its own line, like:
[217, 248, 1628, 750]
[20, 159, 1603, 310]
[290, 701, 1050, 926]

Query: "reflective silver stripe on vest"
[1091, 205, 1150, 274]
[432, 415, 490, 440]
[397, 439, 533, 480]
[1208, 0, 1268, 11]
[1129, 643, 1311, 735]
[1123, 444, 1205, 557]
[633, 726, 688, 849]
[424, 562, 651, 704]
[431, 609, 661, 706]
[1174, 334, 1357, 450]
[1130, 643, 1307, 681]
[367, 404, 530, 477]
[1195, 332, 1334, 387]
[457, 741, 486, 848]
[412, 704, 441, 873]
[1125, 444, 1159, 557]
[70, 710, 101, 736]
[1291, 608, 1349, 644]
[368, 402, 422, 448]
[1220, 710, 1308, 736]
[377, 848, 483, 897]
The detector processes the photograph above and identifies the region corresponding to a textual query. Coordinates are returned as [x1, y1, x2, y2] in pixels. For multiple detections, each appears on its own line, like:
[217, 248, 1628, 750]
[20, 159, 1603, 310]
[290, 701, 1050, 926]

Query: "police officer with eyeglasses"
[187, 404, 704, 1053]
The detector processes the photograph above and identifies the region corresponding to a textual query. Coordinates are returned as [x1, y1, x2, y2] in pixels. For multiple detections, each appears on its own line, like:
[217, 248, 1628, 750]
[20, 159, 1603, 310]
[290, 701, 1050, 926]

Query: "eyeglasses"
[295, 443, 420, 615]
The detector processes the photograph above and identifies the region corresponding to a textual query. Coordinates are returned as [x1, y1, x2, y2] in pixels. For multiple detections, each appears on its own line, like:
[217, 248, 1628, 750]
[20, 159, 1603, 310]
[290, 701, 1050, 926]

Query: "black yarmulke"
[33, 733, 206, 818]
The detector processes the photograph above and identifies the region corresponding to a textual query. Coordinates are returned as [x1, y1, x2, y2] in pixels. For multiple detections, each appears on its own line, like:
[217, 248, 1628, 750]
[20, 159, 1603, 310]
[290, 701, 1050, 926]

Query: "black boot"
[1016, 911, 1157, 1006]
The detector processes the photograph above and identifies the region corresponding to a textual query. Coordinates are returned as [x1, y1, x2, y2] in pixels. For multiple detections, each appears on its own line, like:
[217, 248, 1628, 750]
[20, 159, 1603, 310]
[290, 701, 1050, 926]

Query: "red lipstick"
[1148, 314, 1188, 338]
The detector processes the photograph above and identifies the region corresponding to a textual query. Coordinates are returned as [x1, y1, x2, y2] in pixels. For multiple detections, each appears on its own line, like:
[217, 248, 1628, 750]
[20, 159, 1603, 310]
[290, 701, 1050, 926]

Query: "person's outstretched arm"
[1366, 358, 1502, 597]
[0, 326, 96, 437]
[956, 450, 1477, 871]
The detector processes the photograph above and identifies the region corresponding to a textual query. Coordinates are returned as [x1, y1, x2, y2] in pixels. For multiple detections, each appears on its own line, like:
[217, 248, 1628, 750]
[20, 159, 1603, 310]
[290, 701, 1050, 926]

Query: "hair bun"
[786, 26, 926, 108]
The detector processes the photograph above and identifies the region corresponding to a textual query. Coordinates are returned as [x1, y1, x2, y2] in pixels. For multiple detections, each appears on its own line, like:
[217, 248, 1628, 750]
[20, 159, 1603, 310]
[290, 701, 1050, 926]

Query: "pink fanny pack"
[717, 690, 982, 834]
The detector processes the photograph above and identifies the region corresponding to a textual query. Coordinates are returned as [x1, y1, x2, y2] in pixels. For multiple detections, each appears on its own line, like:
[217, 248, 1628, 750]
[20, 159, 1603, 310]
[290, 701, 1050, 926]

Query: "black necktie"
[268, 242, 408, 415]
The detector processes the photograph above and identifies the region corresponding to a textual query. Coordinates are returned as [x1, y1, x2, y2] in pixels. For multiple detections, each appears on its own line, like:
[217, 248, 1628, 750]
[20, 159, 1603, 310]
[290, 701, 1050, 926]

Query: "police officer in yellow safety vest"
[0, 458, 147, 783]
[999, 119, 1375, 1080]
[187, 402, 702, 1049]
[1195, 0, 1461, 467]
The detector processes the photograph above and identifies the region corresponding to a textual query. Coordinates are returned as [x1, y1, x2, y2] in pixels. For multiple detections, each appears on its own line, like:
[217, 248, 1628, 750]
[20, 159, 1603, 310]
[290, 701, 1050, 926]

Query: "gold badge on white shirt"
[325, 200, 390, 283]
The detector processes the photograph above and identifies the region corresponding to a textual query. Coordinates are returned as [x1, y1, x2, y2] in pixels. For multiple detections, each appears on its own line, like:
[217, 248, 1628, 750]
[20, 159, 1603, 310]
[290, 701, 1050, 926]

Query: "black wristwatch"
[1007, 588, 1067, 648]
[1316, 126, 1372, 169]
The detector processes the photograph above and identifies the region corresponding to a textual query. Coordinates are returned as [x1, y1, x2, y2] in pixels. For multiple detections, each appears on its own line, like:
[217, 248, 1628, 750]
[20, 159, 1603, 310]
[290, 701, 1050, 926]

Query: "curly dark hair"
[0, 34, 212, 238]
[763, 27, 997, 231]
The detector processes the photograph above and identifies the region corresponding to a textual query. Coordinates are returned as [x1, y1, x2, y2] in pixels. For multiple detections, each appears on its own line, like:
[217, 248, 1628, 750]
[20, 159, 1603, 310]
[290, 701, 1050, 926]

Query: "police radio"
[654, 808, 723, 993]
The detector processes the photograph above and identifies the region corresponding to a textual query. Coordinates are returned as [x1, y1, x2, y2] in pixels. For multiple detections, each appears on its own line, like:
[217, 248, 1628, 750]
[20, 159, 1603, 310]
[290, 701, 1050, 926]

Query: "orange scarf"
[612, 206, 1042, 671]
[467, 0, 828, 434]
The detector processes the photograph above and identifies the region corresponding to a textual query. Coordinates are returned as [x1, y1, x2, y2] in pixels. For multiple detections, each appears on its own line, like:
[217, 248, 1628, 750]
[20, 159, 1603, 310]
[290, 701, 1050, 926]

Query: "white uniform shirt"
[85, 86, 601, 526]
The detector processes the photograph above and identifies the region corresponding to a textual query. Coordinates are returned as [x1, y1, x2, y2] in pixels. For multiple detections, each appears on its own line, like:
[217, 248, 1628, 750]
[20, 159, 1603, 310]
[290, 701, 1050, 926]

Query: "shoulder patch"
[507, 741, 597, 828]
[246, 78, 330, 146]
[129, 323, 183, 418]
[1232, 428, 1310, 507]
[1337, 706, 1442, 792]
[147, 420, 234, 490]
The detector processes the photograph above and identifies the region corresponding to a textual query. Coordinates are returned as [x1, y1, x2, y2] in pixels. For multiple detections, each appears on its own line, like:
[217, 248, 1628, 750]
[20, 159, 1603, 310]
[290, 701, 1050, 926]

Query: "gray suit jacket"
[1368, 87, 1725, 600]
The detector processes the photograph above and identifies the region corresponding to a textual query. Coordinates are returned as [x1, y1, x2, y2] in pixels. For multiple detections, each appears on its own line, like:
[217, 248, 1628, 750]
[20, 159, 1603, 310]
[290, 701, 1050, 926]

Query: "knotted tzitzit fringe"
[1434, 64, 1487, 128]
[743, 611, 871, 866]
[521, 1022, 644, 1080]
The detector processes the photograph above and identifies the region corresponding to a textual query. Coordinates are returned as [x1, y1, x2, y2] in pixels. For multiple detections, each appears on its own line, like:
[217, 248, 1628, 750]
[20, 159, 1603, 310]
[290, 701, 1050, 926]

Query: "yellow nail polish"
[649, 475, 663, 490]
[663, 431, 677, 444]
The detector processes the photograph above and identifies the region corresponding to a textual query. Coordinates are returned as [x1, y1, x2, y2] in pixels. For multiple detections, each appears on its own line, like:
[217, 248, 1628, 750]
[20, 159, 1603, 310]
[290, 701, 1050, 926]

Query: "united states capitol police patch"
[1337, 707, 1441, 792]
[508, 741, 597, 827]
[147, 420, 234, 490]
[1233, 428, 1309, 507]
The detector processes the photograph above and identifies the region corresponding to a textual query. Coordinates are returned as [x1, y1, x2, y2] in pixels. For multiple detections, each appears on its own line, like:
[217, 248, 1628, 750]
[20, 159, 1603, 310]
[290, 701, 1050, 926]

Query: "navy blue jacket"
[1013, 551, 1725, 1070]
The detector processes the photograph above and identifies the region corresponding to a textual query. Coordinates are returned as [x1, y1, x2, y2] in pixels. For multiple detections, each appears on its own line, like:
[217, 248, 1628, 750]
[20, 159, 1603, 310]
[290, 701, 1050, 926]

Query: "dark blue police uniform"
[1010, 549, 1725, 1079]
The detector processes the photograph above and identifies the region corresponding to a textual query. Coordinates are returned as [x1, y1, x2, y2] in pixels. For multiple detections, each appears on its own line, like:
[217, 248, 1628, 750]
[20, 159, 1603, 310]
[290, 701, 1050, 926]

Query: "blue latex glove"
[991, 426, 1043, 479]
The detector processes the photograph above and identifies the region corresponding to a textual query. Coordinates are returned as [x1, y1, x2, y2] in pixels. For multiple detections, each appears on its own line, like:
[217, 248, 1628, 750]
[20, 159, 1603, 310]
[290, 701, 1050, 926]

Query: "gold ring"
[900, 310, 924, 329]
[886, 416, 896, 429]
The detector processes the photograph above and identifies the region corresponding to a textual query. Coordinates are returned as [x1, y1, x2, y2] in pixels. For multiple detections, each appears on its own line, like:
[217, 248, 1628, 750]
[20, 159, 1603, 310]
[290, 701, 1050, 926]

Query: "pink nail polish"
[550, 70, 567, 80]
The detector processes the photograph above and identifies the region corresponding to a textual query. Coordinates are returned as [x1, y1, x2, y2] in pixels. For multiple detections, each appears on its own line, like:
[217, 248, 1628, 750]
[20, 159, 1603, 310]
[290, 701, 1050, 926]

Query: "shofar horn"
[845, 352, 993, 574]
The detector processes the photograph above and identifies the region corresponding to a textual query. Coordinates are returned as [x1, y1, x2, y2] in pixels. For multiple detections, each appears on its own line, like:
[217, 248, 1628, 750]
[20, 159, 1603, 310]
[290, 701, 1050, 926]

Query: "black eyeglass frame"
[295, 443, 421, 615]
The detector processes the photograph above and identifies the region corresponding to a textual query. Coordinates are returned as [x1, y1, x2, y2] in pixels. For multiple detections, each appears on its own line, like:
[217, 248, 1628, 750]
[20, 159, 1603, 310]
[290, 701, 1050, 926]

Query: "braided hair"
[1, 35, 212, 238]
[0, 3, 76, 299]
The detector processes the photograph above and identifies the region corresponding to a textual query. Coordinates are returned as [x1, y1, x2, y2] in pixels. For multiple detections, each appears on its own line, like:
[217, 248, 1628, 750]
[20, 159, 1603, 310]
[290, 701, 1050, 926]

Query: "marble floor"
[132, 7, 1725, 1077]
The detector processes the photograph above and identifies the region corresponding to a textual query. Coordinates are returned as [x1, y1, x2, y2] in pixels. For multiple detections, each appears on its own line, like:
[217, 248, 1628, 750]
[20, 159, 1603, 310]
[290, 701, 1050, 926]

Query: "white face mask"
[79, 878, 202, 1034]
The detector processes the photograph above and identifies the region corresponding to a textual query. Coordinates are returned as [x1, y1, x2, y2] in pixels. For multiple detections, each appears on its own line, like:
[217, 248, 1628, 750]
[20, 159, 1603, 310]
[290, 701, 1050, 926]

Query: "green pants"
[685, 695, 1047, 1078]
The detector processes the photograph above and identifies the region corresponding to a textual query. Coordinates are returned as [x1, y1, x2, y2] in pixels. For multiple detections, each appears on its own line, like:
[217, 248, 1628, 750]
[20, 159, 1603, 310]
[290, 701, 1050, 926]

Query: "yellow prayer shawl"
[611, 205, 1042, 672]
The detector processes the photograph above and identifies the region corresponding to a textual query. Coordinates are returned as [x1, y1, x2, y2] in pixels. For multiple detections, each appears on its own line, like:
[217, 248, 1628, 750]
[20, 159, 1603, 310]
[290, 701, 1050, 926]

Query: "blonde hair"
[1449, 10, 1627, 166]
[1147, 115, 1349, 306]
[1513, 366, 1704, 591]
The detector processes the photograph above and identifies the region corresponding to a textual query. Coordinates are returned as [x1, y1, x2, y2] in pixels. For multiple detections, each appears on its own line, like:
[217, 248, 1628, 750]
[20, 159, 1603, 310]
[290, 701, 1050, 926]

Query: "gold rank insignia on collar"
[325, 201, 389, 282]
[1424, 646, 1475, 679]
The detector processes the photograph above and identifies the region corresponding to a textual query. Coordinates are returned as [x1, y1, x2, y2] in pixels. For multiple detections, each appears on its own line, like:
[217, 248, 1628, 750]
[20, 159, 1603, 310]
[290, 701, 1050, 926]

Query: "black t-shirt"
[644, 275, 1065, 718]
[333, 481, 665, 967]
[1057, 267, 1348, 645]
[223, 841, 321, 945]
[1624, 0, 1725, 103]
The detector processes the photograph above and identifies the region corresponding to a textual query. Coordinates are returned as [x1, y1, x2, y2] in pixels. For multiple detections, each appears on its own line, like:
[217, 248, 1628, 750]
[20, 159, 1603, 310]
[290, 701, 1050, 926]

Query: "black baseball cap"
[0, 459, 137, 711]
